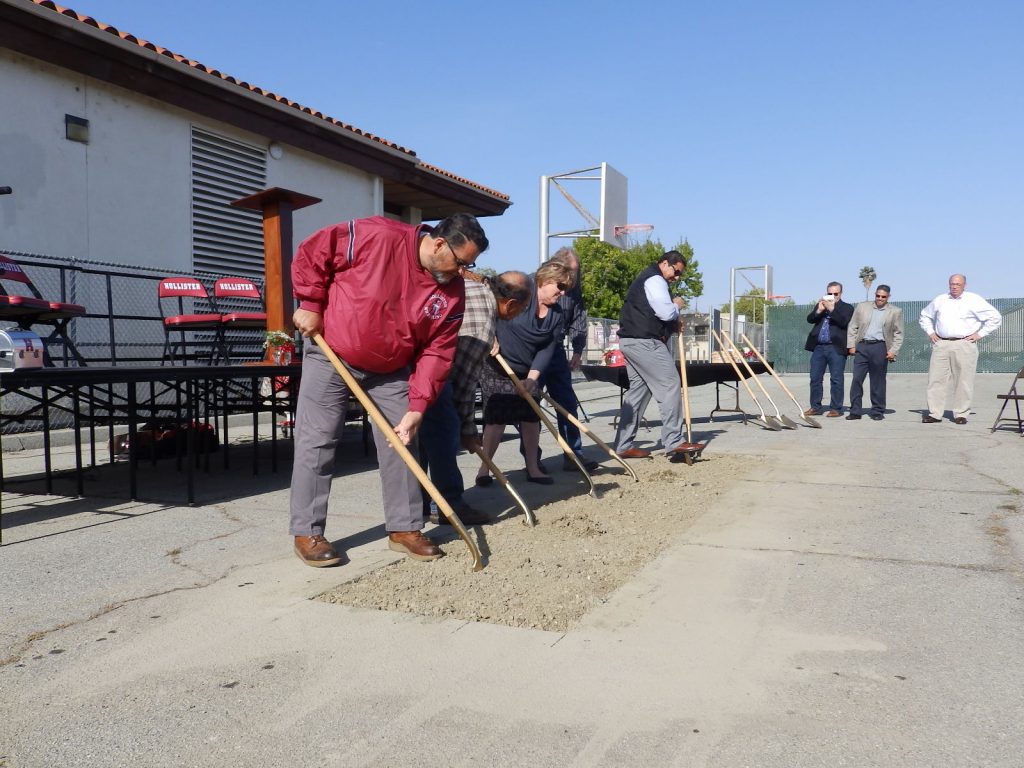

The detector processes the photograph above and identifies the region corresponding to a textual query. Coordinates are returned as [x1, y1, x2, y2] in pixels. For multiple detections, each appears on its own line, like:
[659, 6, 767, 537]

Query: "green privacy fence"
[765, 298, 1024, 374]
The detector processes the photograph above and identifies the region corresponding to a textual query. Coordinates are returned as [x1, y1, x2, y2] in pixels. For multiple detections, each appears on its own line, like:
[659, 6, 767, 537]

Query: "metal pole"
[539, 175, 549, 265]
[729, 268, 737, 353]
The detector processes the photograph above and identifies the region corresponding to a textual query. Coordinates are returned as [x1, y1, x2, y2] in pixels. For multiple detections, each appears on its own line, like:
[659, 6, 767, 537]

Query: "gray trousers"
[288, 342, 424, 537]
[614, 337, 685, 453]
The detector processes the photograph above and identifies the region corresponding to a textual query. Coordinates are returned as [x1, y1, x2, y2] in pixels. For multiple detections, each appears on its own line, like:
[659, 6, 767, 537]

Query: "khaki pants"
[926, 339, 978, 420]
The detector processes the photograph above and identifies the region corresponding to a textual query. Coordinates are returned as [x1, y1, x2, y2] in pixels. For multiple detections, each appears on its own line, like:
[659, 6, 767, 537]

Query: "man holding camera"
[803, 281, 854, 417]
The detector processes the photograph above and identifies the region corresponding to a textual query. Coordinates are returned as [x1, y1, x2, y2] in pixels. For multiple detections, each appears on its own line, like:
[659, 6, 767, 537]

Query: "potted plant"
[264, 330, 296, 365]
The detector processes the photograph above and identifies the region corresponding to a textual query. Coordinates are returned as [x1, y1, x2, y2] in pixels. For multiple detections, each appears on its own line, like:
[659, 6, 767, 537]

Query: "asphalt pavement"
[1, 371, 1022, 767]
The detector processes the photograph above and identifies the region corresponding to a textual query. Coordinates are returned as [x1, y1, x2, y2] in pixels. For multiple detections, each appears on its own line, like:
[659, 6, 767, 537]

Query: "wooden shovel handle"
[311, 334, 483, 571]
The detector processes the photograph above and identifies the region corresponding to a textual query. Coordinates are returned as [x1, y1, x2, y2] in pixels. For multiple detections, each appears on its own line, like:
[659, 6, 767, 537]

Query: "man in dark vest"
[613, 250, 701, 458]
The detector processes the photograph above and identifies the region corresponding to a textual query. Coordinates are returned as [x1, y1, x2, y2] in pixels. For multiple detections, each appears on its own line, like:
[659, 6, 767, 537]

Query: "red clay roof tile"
[29, 0, 511, 203]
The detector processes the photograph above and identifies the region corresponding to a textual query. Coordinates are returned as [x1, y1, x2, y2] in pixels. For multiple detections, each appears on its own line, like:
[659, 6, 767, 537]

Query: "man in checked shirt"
[419, 269, 531, 524]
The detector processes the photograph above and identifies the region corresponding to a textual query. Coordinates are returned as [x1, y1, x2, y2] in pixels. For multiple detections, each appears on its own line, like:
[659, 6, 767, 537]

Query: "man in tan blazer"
[845, 284, 904, 420]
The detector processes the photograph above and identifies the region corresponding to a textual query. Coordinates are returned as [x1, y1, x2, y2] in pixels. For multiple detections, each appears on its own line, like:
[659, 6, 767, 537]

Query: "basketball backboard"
[539, 162, 630, 261]
[599, 162, 628, 246]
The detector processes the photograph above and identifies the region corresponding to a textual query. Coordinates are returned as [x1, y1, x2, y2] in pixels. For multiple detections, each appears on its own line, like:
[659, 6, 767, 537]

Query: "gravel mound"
[318, 453, 762, 632]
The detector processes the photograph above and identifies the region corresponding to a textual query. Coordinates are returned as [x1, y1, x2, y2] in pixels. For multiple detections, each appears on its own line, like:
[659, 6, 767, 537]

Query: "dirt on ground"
[318, 453, 763, 632]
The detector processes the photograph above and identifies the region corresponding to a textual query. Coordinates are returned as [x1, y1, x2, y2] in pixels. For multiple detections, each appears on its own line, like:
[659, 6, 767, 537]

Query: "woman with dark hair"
[474, 260, 575, 486]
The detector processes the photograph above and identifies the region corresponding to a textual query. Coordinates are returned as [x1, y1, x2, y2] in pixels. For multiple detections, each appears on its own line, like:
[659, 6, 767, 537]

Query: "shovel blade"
[800, 414, 823, 429]
[778, 415, 800, 429]
[754, 417, 782, 431]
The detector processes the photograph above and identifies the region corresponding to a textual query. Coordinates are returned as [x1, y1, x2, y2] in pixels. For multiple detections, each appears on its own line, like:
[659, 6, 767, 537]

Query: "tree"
[720, 288, 795, 324]
[859, 266, 877, 301]
[574, 237, 703, 319]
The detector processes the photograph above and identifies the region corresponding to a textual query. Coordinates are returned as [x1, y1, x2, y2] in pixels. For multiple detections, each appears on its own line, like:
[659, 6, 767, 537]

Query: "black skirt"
[479, 359, 541, 425]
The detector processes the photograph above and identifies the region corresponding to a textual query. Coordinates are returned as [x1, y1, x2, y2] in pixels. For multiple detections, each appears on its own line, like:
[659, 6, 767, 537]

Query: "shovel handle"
[311, 334, 483, 571]
[677, 331, 693, 444]
[721, 331, 783, 416]
[710, 328, 765, 417]
[472, 447, 536, 527]
[540, 393, 639, 483]
[492, 353, 597, 497]
[740, 333, 804, 408]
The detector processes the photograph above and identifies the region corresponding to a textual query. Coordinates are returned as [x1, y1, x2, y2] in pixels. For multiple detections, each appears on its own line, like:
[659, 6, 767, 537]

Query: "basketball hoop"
[613, 223, 654, 236]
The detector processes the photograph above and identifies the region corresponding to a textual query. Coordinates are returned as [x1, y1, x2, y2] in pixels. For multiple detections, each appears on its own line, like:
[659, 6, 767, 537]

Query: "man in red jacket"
[289, 213, 489, 567]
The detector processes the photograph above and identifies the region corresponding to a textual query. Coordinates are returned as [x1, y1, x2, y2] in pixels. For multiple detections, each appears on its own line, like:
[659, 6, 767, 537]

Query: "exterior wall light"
[65, 114, 89, 143]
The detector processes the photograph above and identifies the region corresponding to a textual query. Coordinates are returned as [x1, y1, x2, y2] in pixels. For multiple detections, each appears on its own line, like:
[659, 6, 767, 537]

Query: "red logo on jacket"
[423, 293, 449, 320]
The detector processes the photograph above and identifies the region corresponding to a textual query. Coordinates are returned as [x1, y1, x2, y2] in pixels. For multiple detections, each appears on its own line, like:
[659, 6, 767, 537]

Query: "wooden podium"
[230, 187, 321, 360]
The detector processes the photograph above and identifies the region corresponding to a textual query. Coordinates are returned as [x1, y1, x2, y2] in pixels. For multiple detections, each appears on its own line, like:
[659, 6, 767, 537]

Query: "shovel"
[709, 328, 781, 431]
[539, 393, 640, 482]
[740, 333, 821, 429]
[472, 446, 536, 527]
[721, 331, 793, 430]
[493, 353, 597, 498]
[312, 334, 484, 571]
[676, 330, 707, 464]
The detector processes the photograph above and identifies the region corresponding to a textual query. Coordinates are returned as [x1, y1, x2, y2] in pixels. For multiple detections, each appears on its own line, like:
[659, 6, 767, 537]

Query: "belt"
[861, 339, 885, 344]
[938, 336, 966, 341]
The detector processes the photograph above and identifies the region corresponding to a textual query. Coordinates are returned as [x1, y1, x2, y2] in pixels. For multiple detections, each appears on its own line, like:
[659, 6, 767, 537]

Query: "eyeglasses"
[446, 241, 476, 271]
[827, 292, 840, 296]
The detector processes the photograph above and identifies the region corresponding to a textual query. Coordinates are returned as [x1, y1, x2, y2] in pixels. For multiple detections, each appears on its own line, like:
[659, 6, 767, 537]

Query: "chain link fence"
[2, 250, 270, 434]
[764, 299, 1024, 374]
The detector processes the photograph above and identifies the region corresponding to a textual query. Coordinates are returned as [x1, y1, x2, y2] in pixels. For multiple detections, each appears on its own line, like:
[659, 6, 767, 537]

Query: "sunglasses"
[555, 282, 570, 292]
[875, 294, 889, 298]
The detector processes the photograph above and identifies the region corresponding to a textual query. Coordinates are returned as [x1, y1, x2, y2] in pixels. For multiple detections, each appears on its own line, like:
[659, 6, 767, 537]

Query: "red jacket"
[292, 217, 465, 412]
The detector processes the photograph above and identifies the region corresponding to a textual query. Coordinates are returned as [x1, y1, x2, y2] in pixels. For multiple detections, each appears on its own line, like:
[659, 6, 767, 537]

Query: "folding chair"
[0, 253, 87, 365]
[213, 277, 267, 363]
[991, 365, 1024, 435]
[157, 277, 224, 365]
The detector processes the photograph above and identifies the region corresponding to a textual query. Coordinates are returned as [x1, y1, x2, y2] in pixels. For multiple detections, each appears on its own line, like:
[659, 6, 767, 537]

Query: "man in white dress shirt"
[918, 274, 1002, 424]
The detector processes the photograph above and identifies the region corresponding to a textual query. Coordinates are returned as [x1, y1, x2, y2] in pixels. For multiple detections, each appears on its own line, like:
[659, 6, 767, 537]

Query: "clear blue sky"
[67, 0, 1024, 311]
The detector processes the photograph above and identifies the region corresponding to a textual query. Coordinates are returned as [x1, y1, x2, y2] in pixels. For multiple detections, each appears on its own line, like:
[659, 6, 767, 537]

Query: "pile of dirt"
[318, 454, 762, 632]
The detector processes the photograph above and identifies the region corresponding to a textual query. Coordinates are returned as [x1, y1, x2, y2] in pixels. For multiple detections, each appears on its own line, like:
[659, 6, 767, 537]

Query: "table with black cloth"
[581, 360, 771, 422]
[0, 363, 298, 510]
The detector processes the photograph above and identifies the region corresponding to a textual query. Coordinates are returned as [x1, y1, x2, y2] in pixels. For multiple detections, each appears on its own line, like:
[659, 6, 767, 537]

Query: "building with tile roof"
[0, 0, 510, 278]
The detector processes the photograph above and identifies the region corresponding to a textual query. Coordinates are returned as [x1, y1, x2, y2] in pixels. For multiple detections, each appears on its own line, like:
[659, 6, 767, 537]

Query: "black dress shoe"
[434, 502, 490, 526]
[563, 457, 600, 472]
[922, 415, 941, 423]
[526, 474, 553, 485]
[475, 475, 493, 487]
[869, 414, 884, 421]
[954, 417, 968, 424]
[845, 414, 862, 420]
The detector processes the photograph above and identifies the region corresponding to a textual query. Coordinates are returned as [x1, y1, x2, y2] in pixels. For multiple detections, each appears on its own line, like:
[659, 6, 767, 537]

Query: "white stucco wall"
[0, 48, 381, 272]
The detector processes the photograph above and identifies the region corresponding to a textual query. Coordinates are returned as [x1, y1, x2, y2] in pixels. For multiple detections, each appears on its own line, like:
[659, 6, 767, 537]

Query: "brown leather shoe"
[803, 408, 822, 416]
[825, 410, 841, 417]
[669, 442, 706, 453]
[388, 531, 444, 561]
[922, 415, 941, 423]
[618, 447, 652, 459]
[954, 417, 968, 424]
[293, 535, 342, 568]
